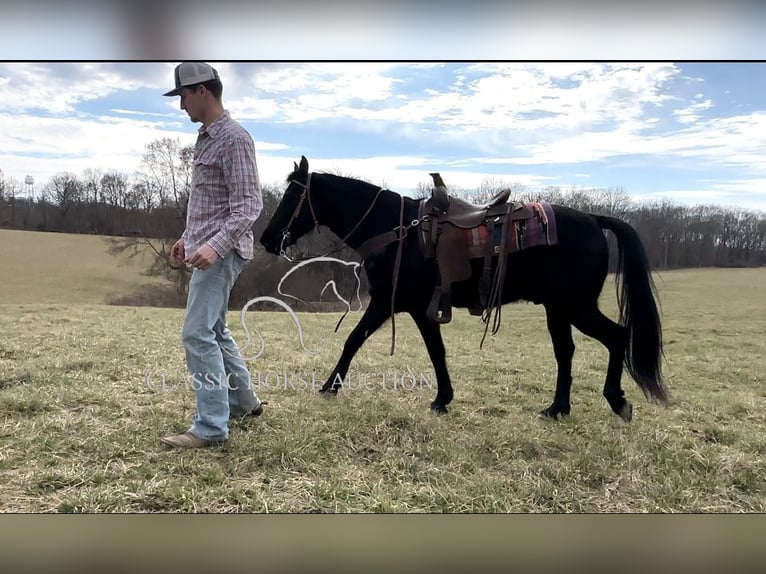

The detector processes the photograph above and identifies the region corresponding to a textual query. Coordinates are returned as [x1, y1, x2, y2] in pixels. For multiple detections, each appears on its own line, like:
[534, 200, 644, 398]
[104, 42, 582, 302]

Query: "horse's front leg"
[320, 297, 391, 395]
[410, 310, 453, 414]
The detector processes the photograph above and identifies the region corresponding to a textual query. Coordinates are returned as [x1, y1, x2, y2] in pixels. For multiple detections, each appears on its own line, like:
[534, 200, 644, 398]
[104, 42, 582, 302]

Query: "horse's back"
[450, 204, 609, 309]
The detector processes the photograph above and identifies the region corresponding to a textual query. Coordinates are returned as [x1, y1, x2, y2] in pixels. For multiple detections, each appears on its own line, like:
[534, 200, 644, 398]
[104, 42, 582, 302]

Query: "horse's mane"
[285, 169, 391, 197]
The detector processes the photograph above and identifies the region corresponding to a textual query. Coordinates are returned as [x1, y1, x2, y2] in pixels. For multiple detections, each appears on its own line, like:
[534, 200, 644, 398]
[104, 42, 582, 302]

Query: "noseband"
[279, 172, 320, 260]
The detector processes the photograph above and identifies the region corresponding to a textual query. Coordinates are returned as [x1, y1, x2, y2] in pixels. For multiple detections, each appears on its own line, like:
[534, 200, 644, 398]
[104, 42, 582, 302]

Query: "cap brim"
[163, 87, 182, 97]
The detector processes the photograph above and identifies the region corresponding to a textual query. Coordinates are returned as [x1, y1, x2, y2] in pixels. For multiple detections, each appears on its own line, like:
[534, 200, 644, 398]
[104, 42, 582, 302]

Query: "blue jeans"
[182, 251, 261, 440]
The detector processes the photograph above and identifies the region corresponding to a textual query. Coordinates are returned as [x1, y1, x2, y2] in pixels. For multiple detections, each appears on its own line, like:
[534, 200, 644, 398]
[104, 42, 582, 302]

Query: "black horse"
[260, 156, 668, 421]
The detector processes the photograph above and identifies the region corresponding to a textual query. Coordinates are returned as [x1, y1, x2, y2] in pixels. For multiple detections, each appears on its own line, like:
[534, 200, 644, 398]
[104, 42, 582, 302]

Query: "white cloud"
[221, 63, 686, 159]
[0, 112, 183, 157]
[0, 63, 149, 114]
[1, 62, 765, 211]
[673, 99, 714, 124]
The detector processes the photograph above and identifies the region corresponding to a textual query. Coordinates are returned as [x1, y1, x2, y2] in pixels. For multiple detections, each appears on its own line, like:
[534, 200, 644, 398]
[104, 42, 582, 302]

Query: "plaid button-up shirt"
[182, 110, 262, 260]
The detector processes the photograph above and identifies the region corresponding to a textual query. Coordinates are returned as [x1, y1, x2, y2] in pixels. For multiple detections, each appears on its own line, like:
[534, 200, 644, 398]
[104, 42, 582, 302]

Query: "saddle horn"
[430, 172, 446, 188]
[429, 172, 450, 214]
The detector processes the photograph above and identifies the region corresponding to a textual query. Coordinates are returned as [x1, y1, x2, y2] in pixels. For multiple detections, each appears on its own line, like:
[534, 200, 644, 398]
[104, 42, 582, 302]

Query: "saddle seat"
[436, 189, 513, 227]
[428, 172, 514, 227]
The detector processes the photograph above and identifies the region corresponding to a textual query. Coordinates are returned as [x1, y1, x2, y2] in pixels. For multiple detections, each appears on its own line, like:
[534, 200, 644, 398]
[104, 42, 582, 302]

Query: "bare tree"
[0, 176, 20, 227]
[136, 137, 193, 219]
[81, 168, 104, 233]
[46, 172, 82, 231]
[130, 181, 155, 213]
[102, 137, 197, 304]
[599, 186, 632, 219]
[100, 171, 130, 209]
[81, 168, 103, 204]
[414, 180, 431, 200]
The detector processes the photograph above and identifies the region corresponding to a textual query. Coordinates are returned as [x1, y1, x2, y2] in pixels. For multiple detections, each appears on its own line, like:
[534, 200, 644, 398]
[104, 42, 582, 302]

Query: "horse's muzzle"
[259, 231, 280, 255]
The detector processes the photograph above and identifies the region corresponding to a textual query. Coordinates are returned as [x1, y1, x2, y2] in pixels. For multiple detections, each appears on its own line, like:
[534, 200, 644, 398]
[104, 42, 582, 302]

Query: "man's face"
[179, 86, 203, 122]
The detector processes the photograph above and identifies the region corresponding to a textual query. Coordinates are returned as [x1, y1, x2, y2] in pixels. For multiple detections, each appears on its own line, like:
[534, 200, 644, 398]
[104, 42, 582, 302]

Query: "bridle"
[278, 171, 388, 263]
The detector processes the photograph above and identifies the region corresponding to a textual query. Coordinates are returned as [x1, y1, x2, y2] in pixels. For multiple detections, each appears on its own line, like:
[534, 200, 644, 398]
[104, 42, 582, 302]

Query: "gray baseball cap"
[163, 62, 220, 96]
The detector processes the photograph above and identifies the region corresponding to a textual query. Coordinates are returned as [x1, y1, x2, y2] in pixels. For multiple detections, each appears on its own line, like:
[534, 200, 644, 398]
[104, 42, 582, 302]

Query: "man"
[161, 62, 265, 448]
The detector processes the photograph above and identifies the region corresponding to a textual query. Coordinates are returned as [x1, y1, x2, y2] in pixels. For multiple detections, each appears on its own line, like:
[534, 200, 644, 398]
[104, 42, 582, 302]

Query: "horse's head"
[260, 155, 318, 256]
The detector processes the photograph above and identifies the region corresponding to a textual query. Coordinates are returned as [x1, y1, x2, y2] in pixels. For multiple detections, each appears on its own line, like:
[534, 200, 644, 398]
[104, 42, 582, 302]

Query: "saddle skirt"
[418, 200, 558, 259]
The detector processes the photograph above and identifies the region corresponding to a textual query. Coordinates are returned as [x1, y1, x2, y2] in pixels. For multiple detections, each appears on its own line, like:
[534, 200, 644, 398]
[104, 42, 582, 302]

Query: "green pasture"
[1, 229, 764, 512]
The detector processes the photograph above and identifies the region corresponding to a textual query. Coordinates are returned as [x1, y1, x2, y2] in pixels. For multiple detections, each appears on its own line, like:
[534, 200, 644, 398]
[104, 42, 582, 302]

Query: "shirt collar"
[198, 110, 230, 139]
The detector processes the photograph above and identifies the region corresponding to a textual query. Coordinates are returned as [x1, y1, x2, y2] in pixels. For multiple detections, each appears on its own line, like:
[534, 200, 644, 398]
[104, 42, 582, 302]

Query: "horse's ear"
[299, 155, 309, 173]
[293, 161, 299, 172]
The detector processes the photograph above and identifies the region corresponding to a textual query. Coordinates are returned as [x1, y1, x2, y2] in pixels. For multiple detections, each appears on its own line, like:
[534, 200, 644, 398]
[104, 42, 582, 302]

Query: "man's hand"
[185, 244, 219, 271]
[169, 238, 185, 268]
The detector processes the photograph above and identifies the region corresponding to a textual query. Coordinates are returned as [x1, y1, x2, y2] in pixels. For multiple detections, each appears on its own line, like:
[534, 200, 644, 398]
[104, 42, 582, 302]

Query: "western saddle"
[421, 173, 535, 333]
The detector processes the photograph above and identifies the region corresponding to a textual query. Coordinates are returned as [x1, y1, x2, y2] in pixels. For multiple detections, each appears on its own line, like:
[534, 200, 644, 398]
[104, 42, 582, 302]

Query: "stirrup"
[427, 288, 452, 324]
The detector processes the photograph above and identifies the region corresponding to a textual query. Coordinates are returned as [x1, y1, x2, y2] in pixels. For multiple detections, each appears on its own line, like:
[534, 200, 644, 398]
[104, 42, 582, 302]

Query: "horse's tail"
[595, 215, 668, 404]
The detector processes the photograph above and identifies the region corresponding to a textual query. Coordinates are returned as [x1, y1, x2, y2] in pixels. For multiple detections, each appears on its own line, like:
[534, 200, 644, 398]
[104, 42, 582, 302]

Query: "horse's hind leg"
[571, 306, 632, 422]
[410, 310, 453, 414]
[540, 306, 575, 419]
[320, 297, 390, 394]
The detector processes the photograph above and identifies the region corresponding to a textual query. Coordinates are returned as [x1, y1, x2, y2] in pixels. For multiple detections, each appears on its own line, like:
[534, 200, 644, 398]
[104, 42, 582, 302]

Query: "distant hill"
[2, 229, 165, 305]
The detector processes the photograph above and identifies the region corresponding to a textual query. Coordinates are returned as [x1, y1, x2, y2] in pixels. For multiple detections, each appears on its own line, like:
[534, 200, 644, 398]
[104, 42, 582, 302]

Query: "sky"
[1, 3, 766, 213]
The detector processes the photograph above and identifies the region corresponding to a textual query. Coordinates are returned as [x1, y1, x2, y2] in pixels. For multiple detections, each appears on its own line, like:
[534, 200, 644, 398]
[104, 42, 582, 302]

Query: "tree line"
[1, 137, 764, 309]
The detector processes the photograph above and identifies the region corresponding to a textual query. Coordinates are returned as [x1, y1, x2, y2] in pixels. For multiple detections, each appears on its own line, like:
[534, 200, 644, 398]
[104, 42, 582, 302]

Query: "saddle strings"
[389, 195, 406, 355]
[480, 202, 513, 349]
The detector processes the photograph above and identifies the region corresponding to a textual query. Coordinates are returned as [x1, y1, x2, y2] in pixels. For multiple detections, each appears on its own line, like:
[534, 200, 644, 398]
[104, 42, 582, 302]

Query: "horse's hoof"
[618, 401, 633, 422]
[539, 406, 569, 420]
[318, 388, 339, 398]
[430, 403, 448, 415]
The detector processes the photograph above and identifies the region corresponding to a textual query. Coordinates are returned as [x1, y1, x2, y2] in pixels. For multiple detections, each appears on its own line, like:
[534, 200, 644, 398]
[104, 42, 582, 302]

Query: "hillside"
[2, 229, 165, 305]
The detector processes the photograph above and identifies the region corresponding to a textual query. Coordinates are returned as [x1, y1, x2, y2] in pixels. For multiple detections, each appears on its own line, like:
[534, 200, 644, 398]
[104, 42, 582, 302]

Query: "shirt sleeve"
[206, 134, 263, 257]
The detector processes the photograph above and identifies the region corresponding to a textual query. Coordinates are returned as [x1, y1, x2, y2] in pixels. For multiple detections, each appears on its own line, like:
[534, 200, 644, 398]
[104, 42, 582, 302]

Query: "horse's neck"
[316, 178, 404, 248]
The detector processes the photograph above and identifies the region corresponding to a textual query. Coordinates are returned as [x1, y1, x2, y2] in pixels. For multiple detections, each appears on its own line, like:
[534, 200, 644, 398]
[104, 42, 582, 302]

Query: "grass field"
[1, 230, 765, 512]
[2, 228, 163, 305]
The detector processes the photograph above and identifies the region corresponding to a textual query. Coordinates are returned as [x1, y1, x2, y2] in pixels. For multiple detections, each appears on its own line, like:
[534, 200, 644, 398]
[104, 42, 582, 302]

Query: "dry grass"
[0, 267, 764, 512]
[2, 228, 163, 305]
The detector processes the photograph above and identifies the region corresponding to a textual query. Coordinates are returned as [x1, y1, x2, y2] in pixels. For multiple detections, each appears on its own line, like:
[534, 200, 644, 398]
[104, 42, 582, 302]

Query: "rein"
[279, 172, 429, 356]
